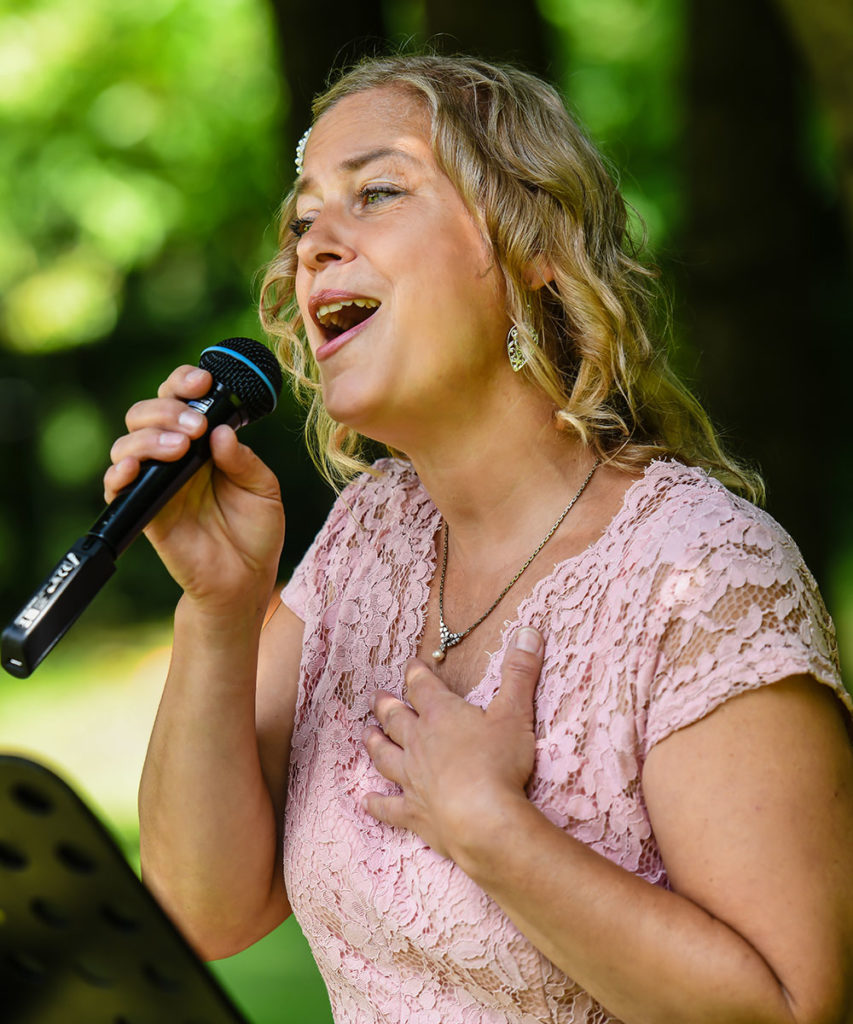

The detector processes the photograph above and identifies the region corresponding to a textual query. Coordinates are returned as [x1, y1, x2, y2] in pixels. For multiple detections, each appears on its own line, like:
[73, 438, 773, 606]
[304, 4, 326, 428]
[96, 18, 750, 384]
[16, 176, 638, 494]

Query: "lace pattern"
[281, 459, 849, 1023]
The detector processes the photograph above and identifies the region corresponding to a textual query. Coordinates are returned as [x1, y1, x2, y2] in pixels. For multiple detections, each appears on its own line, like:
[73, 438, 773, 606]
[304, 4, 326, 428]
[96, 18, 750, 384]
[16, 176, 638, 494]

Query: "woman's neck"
[404, 396, 596, 573]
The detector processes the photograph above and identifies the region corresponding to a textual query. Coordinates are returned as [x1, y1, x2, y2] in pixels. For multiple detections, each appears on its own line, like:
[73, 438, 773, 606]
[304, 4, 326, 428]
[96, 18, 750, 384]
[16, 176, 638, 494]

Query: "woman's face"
[293, 87, 513, 448]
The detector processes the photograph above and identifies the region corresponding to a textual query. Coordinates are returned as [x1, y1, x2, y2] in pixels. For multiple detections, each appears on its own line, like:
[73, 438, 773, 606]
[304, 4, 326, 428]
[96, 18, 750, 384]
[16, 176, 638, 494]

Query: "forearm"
[139, 592, 288, 957]
[451, 794, 797, 1024]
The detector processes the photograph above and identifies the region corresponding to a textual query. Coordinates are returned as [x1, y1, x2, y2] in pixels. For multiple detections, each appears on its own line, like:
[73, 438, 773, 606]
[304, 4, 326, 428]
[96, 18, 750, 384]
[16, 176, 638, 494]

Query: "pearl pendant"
[431, 648, 446, 662]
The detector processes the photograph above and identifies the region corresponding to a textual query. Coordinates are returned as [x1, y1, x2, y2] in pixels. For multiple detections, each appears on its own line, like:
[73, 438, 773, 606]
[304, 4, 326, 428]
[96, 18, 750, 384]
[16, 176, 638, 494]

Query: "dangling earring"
[506, 325, 527, 371]
[506, 307, 538, 372]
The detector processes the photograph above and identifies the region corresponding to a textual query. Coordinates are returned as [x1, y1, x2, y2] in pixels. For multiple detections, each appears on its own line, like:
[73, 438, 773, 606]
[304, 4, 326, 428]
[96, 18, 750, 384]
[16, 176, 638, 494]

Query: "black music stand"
[0, 754, 249, 1024]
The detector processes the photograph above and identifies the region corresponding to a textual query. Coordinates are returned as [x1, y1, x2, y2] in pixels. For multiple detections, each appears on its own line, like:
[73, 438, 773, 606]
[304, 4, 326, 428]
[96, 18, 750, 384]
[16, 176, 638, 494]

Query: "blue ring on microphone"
[200, 345, 279, 410]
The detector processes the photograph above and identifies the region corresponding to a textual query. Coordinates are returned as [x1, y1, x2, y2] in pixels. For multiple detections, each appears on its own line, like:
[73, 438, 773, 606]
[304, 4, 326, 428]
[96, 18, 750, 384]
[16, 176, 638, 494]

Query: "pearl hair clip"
[295, 128, 311, 177]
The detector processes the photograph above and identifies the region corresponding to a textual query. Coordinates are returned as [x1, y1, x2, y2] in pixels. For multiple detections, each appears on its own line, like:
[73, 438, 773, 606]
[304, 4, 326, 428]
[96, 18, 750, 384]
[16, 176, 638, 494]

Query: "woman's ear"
[523, 257, 555, 290]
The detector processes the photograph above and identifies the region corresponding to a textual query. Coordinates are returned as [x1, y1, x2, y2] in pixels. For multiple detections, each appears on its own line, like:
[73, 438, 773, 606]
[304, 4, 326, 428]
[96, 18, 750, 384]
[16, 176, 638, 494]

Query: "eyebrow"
[294, 147, 421, 197]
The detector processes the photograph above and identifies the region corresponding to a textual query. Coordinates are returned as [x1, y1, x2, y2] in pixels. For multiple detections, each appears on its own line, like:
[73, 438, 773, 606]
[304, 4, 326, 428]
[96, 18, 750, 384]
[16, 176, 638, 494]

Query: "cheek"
[433, 221, 503, 307]
[294, 264, 309, 310]
[429, 258, 506, 340]
[293, 268, 315, 330]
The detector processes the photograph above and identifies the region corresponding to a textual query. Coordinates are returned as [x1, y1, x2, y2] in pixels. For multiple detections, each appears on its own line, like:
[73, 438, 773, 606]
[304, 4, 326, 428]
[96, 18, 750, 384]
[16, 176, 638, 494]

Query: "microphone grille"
[199, 338, 283, 422]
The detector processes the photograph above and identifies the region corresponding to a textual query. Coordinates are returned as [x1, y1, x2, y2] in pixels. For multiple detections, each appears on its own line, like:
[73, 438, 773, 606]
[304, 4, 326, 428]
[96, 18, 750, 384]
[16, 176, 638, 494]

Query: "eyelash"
[289, 184, 402, 239]
[289, 217, 312, 238]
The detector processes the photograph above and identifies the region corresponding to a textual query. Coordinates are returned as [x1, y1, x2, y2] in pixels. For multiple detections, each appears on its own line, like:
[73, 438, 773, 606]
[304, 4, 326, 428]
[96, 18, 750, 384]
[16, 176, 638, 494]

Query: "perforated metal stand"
[0, 755, 248, 1024]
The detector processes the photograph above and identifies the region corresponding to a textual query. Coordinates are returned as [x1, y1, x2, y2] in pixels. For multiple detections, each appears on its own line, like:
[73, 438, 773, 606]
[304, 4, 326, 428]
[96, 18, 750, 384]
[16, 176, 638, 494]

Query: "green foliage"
[0, 0, 284, 353]
[538, 0, 684, 249]
[38, 394, 110, 484]
[211, 920, 333, 1024]
[0, 0, 334, 623]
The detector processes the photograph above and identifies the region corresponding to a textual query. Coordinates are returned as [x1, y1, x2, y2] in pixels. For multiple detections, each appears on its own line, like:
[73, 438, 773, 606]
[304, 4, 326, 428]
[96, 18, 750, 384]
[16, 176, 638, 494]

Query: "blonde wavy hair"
[260, 53, 763, 502]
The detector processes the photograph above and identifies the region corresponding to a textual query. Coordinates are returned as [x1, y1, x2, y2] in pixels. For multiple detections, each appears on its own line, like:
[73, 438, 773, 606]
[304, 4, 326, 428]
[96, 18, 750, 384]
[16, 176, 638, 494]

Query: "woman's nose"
[296, 209, 357, 270]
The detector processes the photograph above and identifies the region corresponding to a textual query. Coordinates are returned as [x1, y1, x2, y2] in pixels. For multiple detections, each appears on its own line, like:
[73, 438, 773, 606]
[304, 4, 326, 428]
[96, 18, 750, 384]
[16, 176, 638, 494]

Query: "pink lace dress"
[281, 458, 850, 1024]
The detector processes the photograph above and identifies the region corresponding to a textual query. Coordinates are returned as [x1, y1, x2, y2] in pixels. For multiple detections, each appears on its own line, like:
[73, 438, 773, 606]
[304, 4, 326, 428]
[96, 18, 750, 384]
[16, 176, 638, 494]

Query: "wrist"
[174, 589, 270, 647]
[446, 786, 538, 881]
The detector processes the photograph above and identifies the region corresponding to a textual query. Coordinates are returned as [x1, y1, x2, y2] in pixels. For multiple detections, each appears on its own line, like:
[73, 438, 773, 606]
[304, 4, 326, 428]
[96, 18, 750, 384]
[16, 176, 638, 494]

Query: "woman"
[105, 55, 853, 1024]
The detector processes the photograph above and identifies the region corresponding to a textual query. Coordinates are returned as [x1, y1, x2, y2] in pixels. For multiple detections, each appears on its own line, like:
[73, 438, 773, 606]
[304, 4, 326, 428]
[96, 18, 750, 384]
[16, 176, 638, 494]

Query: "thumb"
[493, 626, 543, 717]
[209, 424, 281, 501]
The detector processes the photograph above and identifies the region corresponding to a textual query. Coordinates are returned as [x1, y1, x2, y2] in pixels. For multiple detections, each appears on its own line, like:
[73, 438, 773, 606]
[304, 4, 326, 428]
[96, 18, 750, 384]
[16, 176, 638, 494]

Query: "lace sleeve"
[280, 540, 322, 622]
[644, 505, 851, 754]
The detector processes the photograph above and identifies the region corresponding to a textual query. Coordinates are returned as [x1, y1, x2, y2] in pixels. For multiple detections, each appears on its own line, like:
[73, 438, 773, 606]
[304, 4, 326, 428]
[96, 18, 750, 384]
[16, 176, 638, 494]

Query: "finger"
[156, 365, 212, 401]
[403, 657, 451, 711]
[105, 423, 199, 505]
[493, 626, 544, 717]
[370, 688, 417, 747]
[104, 379, 218, 502]
[125, 397, 208, 437]
[361, 791, 409, 829]
[103, 456, 140, 503]
[109, 425, 194, 470]
[362, 724, 406, 783]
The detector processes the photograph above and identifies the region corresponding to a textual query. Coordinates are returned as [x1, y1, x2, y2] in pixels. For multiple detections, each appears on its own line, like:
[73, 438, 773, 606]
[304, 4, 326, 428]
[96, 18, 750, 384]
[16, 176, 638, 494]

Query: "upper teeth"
[316, 297, 380, 323]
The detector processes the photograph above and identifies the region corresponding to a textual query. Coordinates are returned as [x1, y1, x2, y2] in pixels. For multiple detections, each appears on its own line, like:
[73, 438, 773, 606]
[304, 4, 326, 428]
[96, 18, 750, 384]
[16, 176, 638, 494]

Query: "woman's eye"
[289, 217, 313, 238]
[360, 185, 401, 206]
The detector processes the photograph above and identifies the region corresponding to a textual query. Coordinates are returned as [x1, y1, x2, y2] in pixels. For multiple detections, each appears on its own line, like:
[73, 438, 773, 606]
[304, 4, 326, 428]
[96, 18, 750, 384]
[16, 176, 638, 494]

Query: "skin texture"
[107, 87, 853, 1021]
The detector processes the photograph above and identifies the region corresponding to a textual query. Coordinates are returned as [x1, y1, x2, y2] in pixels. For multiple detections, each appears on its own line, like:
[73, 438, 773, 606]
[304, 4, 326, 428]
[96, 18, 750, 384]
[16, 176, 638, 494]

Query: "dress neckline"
[410, 458, 682, 704]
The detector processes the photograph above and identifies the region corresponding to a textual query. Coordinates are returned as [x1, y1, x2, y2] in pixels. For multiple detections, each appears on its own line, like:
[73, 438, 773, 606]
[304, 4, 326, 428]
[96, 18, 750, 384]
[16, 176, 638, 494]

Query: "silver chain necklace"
[431, 459, 601, 662]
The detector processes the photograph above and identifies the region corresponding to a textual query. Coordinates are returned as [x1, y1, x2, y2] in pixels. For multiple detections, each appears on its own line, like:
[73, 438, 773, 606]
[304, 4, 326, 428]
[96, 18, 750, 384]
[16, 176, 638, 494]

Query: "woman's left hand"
[362, 627, 544, 860]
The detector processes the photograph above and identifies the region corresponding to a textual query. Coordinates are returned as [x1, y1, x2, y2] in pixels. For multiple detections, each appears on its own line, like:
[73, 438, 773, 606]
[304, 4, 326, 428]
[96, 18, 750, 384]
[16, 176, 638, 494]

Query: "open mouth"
[314, 297, 381, 341]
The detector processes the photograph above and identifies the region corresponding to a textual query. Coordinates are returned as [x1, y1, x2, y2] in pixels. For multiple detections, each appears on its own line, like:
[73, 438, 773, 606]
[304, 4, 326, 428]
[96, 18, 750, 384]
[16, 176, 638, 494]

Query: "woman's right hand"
[103, 364, 285, 614]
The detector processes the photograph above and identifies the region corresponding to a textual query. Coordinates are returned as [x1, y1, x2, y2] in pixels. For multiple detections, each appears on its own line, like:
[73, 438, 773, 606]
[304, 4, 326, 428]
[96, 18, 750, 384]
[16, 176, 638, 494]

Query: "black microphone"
[1, 337, 283, 679]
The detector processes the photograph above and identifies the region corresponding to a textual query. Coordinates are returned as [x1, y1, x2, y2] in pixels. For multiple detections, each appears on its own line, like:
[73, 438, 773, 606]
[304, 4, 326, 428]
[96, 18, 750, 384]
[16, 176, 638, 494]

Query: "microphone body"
[2, 338, 282, 678]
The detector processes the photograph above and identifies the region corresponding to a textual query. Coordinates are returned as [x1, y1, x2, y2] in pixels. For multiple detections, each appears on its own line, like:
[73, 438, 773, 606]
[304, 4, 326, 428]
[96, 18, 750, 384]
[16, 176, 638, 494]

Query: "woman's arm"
[139, 598, 303, 961]
[365, 633, 853, 1024]
[105, 365, 301, 960]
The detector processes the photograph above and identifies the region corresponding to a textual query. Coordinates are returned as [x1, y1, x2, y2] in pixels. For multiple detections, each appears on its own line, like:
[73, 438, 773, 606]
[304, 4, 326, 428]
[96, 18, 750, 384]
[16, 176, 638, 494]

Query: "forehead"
[304, 87, 432, 169]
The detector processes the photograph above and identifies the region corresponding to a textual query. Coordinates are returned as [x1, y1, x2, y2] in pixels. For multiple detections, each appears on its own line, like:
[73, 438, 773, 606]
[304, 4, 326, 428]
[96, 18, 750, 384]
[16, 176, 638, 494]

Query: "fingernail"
[186, 368, 207, 386]
[179, 409, 205, 430]
[159, 431, 184, 447]
[515, 627, 542, 654]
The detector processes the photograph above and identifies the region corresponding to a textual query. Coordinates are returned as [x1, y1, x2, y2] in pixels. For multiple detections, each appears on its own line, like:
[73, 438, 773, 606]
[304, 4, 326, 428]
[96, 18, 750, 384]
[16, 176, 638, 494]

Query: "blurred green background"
[1, 0, 851, 1021]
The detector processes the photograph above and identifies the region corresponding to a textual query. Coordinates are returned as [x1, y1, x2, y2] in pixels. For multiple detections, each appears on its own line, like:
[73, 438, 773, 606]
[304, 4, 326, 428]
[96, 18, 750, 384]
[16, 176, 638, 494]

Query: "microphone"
[1, 337, 283, 679]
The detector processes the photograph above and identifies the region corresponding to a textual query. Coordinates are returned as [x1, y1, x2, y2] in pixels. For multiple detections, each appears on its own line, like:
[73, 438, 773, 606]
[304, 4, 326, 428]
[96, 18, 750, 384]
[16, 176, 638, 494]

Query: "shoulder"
[626, 459, 781, 547]
[627, 463, 850, 745]
[623, 459, 836, 653]
[621, 459, 803, 589]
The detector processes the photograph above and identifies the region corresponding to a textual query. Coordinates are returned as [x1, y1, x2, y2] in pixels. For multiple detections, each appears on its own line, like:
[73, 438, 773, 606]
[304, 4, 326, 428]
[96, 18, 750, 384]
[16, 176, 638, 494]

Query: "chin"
[321, 384, 385, 435]
[323, 397, 410, 454]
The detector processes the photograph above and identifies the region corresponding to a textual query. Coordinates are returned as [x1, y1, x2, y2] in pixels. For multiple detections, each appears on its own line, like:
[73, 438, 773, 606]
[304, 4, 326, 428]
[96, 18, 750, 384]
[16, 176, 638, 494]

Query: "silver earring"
[507, 308, 538, 372]
[506, 325, 527, 371]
